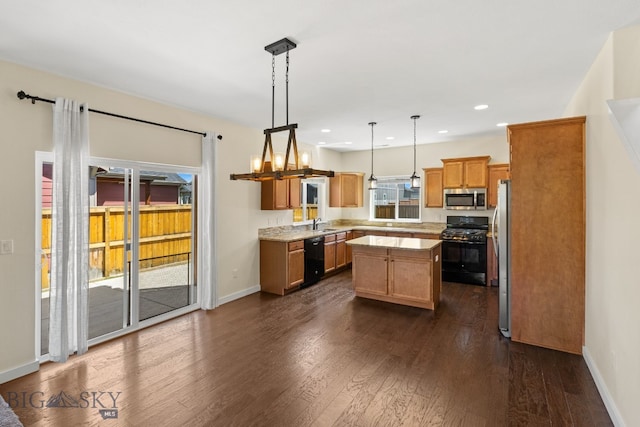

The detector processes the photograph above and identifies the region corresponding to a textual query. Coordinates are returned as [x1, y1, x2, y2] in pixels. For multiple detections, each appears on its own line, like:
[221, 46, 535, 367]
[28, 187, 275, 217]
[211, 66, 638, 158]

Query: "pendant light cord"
[369, 122, 376, 176]
[271, 54, 276, 129]
[412, 115, 419, 174]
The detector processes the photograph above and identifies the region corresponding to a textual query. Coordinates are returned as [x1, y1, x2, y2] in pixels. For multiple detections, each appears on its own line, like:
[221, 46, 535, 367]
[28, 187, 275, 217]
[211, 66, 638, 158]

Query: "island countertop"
[346, 235, 441, 251]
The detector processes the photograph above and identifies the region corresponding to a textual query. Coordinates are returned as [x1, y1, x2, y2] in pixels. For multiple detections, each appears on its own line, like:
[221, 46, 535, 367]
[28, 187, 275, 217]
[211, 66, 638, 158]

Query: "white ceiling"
[2, 1, 640, 152]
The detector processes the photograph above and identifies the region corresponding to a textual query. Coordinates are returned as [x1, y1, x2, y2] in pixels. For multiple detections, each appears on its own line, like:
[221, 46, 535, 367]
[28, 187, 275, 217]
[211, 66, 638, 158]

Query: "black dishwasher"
[303, 236, 325, 287]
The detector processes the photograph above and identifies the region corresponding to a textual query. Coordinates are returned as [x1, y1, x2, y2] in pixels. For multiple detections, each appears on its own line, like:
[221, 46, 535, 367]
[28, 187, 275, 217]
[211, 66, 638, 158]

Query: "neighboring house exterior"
[41, 166, 190, 208]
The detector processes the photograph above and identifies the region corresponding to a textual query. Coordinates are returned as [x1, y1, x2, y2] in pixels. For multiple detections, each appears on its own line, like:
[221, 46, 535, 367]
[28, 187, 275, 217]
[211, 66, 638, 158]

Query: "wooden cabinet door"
[442, 156, 490, 189]
[335, 232, 347, 269]
[289, 178, 301, 209]
[424, 168, 443, 207]
[345, 231, 353, 264]
[341, 174, 358, 207]
[487, 164, 510, 207]
[330, 173, 364, 207]
[261, 179, 289, 210]
[324, 234, 336, 273]
[464, 158, 489, 187]
[287, 248, 304, 288]
[442, 161, 465, 188]
[336, 240, 346, 269]
[352, 248, 388, 295]
[389, 255, 431, 303]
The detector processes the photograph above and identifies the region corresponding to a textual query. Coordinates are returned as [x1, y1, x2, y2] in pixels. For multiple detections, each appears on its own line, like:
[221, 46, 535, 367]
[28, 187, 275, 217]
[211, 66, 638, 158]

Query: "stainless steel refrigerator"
[492, 179, 511, 338]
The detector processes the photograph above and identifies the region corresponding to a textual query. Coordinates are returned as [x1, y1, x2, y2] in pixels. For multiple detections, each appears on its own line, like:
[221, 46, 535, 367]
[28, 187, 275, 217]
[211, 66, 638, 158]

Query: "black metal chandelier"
[230, 38, 335, 181]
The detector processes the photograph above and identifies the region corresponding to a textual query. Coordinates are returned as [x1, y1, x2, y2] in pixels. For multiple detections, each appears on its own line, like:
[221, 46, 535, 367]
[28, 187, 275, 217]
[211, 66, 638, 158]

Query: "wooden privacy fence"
[41, 205, 193, 289]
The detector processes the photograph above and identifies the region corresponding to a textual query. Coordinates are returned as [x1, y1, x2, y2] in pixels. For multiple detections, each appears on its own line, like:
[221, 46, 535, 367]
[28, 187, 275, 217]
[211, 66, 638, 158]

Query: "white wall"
[564, 25, 640, 426]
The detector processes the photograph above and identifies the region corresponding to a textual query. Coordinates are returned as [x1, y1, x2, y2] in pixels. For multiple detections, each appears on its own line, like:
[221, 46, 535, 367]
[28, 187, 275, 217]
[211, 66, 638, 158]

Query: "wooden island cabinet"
[348, 236, 441, 310]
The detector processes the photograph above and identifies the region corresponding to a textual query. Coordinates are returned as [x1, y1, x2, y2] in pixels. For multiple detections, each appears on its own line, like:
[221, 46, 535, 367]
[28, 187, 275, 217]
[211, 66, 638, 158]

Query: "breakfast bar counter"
[347, 236, 442, 310]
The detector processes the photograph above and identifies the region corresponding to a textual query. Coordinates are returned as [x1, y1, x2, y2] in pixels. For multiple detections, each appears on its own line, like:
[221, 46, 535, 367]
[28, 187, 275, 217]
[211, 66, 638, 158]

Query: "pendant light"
[368, 121, 377, 190]
[230, 38, 335, 181]
[410, 115, 421, 188]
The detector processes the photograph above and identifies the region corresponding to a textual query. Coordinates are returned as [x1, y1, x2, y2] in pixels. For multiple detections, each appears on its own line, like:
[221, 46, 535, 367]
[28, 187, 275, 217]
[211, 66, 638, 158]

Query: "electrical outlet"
[1, 240, 14, 255]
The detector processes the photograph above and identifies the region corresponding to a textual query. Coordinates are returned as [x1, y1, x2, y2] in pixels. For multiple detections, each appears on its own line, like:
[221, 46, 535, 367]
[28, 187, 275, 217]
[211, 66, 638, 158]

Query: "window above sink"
[293, 178, 326, 225]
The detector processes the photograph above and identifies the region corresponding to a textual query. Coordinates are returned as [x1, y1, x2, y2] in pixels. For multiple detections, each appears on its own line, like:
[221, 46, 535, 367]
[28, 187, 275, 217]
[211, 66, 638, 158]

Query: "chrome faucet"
[312, 217, 322, 230]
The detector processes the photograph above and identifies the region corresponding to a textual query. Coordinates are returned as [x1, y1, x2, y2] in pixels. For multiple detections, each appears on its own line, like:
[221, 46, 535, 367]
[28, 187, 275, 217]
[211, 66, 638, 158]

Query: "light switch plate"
[1, 240, 14, 255]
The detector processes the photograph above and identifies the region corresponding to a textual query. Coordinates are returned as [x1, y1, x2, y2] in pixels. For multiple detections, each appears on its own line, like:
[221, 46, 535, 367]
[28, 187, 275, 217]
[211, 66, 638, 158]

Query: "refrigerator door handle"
[491, 204, 499, 257]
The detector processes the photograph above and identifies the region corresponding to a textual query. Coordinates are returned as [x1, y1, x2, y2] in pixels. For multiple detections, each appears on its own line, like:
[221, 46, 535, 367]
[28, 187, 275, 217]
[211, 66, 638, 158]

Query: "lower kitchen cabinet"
[324, 234, 336, 273]
[260, 239, 304, 295]
[345, 231, 354, 264]
[335, 232, 347, 269]
[412, 232, 441, 240]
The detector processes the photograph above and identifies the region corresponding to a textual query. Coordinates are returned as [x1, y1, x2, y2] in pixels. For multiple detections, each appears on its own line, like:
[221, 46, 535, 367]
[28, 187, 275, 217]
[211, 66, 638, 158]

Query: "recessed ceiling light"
[321, 129, 331, 133]
[496, 122, 508, 127]
[474, 104, 489, 110]
[344, 141, 352, 145]
[438, 130, 449, 134]
[318, 141, 326, 145]
[386, 136, 395, 140]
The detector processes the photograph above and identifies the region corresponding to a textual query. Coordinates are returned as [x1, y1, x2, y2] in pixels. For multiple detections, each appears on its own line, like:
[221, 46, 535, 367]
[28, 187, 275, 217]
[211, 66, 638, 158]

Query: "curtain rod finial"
[17, 90, 26, 100]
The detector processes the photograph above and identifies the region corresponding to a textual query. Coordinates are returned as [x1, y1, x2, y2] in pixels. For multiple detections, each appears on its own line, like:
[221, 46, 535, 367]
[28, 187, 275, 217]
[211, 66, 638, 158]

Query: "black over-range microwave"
[443, 188, 487, 210]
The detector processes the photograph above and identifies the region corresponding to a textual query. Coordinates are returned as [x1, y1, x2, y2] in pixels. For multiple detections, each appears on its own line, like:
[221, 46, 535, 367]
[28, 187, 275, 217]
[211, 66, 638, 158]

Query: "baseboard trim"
[0, 360, 39, 385]
[583, 345, 625, 427]
[217, 285, 260, 306]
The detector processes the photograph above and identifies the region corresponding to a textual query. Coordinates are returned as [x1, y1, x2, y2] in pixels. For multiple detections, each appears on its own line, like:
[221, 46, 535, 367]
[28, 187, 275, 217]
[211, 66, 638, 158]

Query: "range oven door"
[441, 240, 487, 285]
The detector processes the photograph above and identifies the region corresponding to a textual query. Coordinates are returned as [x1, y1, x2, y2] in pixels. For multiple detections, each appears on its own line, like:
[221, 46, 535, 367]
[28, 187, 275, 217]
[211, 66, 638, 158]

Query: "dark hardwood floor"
[1, 270, 611, 426]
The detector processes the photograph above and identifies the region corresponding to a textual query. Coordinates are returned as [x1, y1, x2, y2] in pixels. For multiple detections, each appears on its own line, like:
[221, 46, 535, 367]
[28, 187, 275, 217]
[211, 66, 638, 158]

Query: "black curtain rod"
[16, 90, 222, 140]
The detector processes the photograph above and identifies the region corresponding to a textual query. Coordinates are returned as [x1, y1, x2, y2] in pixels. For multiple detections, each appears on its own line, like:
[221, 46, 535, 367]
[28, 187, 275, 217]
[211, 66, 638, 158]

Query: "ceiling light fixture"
[438, 129, 448, 134]
[474, 104, 489, 110]
[230, 38, 334, 181]
[410, 115, 420, 189]
[368, 122, 377, 190]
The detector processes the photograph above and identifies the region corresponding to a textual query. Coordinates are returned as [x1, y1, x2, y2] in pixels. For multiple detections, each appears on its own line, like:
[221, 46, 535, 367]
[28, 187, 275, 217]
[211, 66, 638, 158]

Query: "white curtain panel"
[200, 133, 218, 309]
[49, 98, 90, 362]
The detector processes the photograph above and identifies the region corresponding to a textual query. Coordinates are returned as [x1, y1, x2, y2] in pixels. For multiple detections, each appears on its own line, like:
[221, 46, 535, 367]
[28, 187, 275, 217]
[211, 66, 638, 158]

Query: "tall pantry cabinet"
[508, 116, 585, 354]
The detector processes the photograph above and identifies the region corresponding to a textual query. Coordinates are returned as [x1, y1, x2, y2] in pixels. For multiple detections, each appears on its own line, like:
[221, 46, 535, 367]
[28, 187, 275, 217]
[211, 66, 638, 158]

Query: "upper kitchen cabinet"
[330, 172, 364, 207]
[423, 168, 443, 207]
[261, 178, 301, 210]
[441, 156, 490, 188]
[487, 164, 510, 207]
[508, 116, 585, 355]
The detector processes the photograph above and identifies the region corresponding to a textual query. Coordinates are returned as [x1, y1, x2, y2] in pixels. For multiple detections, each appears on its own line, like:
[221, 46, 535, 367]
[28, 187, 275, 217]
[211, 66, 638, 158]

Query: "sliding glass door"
[38, 155, 199, 358]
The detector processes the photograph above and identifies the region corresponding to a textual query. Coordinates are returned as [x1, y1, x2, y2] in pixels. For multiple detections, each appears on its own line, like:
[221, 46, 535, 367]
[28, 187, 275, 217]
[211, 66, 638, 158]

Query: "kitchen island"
[347, 236, 442, 310]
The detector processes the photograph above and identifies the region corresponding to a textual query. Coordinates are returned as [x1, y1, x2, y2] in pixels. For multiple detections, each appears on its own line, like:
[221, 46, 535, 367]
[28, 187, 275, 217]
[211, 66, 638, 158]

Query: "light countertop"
[259, 223, 446, 243]
[346, 235, 441, 251]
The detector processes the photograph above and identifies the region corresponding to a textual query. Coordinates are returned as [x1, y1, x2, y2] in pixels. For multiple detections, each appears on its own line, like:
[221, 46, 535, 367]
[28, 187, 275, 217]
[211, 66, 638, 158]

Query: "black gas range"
[440, 216, 489, 286]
